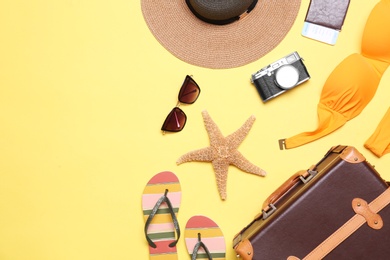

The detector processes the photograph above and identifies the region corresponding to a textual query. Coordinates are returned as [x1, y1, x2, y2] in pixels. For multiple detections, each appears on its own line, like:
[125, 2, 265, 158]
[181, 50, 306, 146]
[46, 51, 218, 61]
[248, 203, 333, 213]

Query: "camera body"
[251, 52, 310, 102]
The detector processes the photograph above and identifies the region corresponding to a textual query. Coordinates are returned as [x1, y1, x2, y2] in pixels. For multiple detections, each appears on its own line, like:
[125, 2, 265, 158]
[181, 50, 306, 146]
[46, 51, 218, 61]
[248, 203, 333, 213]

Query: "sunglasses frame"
[161, 75, 200, 133]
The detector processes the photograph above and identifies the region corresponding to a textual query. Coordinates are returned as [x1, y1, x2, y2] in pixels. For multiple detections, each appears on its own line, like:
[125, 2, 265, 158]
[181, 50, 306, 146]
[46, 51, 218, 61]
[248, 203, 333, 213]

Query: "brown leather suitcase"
[233, 145, 390, 259]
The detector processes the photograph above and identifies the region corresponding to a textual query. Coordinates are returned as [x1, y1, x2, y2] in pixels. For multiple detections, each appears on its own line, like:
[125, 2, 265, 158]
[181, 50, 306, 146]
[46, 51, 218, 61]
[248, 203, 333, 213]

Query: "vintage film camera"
[251, 52, 310, 102]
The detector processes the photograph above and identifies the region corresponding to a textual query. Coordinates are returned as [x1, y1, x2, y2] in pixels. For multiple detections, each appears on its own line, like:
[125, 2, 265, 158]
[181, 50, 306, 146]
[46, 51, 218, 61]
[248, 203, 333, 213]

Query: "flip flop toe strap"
[144, 189, 181, 248]
[192, 233, 213, 260]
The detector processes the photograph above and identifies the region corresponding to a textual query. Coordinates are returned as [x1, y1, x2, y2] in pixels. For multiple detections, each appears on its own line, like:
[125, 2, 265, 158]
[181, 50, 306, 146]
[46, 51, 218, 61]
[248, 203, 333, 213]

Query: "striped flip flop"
[142, 171, 182, 260]
[185, 215, 226, 260]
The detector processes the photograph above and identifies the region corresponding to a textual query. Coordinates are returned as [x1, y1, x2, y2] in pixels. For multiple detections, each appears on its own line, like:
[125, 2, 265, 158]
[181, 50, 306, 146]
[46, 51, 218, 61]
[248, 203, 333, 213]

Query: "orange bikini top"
[281, 0, 390, 150]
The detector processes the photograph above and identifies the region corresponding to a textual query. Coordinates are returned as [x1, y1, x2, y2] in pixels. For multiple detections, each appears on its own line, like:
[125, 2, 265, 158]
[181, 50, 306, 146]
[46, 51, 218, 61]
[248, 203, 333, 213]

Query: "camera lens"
[275, 65, 299, 90]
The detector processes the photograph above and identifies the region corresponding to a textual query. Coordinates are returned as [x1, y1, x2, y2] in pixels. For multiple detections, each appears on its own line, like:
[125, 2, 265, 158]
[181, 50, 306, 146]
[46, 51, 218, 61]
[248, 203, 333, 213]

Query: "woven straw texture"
[141, 0, 302, 69]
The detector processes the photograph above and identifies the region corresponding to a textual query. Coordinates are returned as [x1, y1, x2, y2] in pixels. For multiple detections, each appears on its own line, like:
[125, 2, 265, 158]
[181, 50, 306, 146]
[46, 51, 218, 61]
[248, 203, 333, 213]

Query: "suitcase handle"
[261, 168, 315, 216]
[260, 146, 349, 217]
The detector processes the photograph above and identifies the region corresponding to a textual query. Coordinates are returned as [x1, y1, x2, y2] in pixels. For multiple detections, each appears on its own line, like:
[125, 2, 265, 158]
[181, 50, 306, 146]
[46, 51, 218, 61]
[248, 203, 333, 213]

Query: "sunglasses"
[161, 75, 201, 133]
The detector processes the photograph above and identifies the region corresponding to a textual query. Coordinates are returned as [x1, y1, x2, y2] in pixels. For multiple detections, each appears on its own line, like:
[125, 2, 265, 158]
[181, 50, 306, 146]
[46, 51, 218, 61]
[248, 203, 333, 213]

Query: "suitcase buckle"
[299, 169, 317, 183]
[262, 203, 276, 220]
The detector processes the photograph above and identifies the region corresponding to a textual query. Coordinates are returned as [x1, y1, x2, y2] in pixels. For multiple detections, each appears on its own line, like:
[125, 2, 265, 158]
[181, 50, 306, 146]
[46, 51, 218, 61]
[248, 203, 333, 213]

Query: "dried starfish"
[177, 110, 266, 200]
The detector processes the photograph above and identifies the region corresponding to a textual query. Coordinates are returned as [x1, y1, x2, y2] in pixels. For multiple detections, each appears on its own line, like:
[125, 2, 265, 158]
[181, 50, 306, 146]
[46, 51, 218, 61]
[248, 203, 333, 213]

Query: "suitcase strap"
[288, 187, 390, 260]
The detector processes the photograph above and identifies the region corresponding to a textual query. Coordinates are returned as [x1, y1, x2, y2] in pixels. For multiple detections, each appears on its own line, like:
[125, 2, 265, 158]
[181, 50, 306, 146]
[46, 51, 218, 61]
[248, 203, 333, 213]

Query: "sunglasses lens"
[178, 75, 200, 104]
[161, 107, 187, 132]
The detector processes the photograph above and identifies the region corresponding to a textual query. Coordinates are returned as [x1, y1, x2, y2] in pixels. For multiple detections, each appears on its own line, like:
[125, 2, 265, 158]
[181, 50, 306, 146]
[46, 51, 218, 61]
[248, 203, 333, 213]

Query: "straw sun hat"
[141, 0, 302, 69]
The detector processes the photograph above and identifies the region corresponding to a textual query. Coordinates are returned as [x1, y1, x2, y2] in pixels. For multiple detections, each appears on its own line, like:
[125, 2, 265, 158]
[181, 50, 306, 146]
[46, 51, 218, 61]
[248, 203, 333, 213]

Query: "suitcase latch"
[262, 203, 276, 220]
[299, 169, 317, 184]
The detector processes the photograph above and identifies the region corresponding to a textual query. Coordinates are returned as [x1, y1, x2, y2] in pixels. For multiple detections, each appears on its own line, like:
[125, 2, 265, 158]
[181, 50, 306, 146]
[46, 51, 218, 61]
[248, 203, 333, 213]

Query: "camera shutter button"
[275, 65, 299, 90]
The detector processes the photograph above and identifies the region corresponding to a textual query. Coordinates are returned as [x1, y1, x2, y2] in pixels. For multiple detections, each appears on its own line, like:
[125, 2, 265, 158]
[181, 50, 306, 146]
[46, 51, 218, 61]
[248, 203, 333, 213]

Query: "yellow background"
[0, 0, 389, 259]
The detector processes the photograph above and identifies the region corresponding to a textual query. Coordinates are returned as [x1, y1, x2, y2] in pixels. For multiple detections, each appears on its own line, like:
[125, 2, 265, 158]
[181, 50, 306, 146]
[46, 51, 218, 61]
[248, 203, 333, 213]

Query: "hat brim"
[141, 0, 302, 69]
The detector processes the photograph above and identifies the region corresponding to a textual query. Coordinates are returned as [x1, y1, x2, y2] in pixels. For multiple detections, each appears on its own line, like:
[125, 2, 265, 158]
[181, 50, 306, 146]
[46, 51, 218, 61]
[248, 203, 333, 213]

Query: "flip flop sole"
[185, 215, 226, 260]
[142, 171, 181, 260]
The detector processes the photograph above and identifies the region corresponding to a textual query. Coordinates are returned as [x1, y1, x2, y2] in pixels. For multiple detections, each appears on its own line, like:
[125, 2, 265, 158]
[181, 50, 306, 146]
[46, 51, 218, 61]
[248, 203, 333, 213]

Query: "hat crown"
[186, 0, 257, 25]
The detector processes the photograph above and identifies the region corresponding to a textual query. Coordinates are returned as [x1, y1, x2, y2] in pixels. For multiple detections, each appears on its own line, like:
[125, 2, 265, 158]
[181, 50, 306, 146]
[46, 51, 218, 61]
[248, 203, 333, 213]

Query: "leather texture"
[262, 170, 308, 210]
[352, 198, 383, 230]
[234, 239, 253, 260]
[289, 188, 390, 260]
[233, 145, 390, 259]
[339, 146, 365, 163]
[305, 0, 350, 30]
